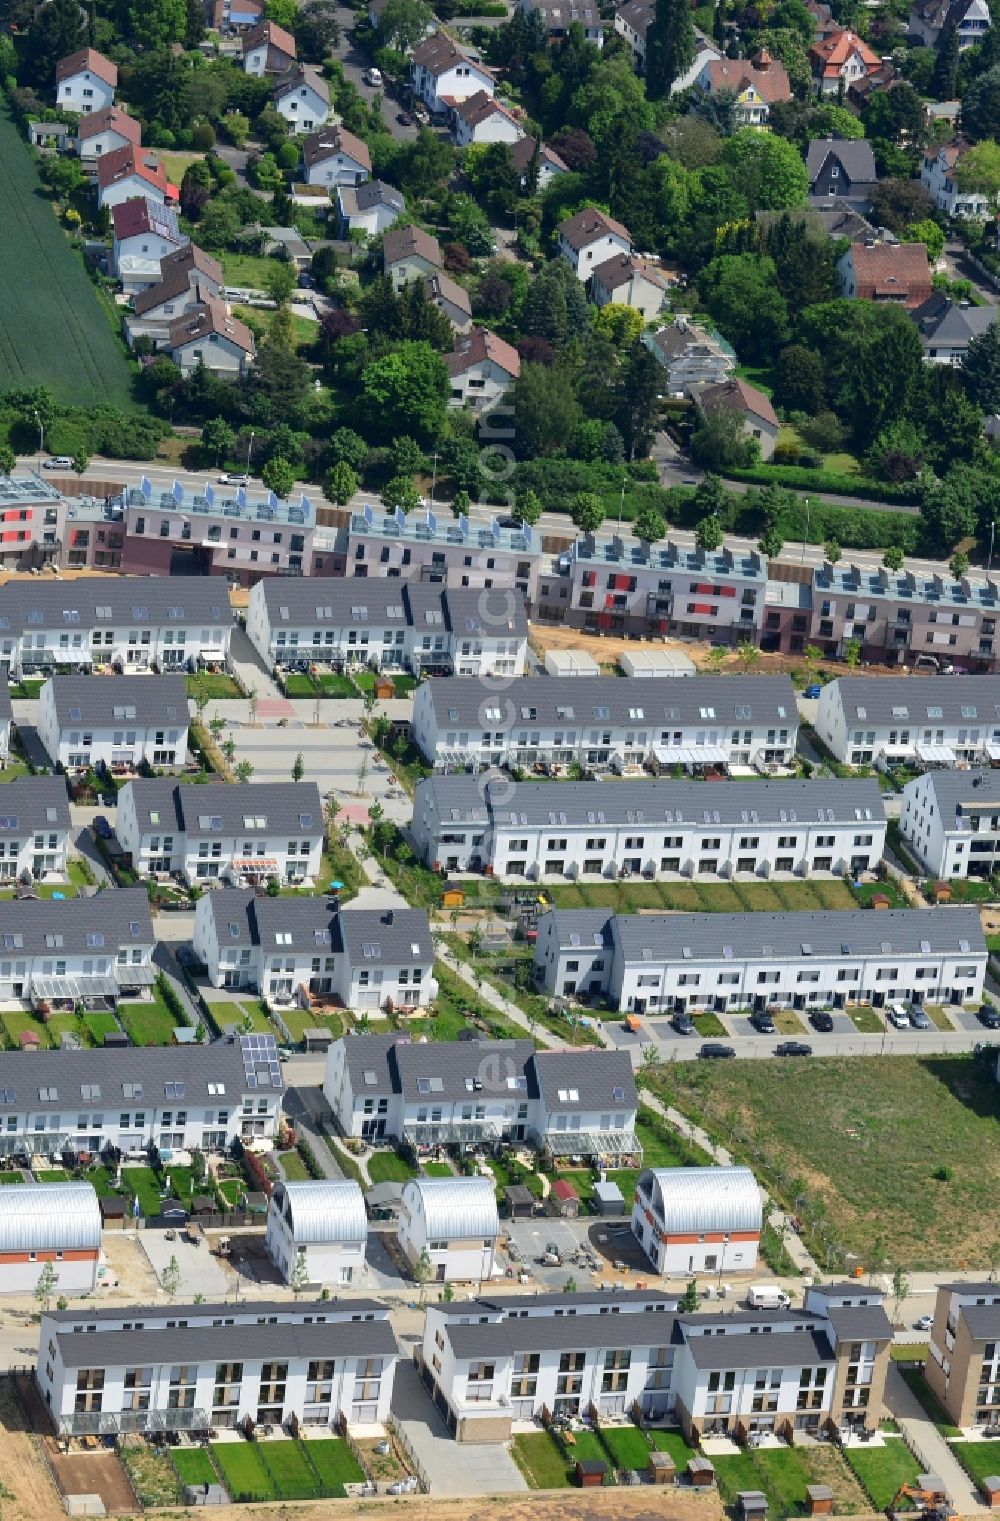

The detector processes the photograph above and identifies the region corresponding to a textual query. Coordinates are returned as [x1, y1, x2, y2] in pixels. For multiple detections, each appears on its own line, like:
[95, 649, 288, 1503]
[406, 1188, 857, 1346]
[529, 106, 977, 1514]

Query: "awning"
[32, 974, 117, 999]
[915, 744, 957, 765]
[984, 744, 1000, 762]
[546, 1129, 641, 1159]
[654, 745, 729, 768]
[231, 857, 279, 872]
[115, 963, 156, 986]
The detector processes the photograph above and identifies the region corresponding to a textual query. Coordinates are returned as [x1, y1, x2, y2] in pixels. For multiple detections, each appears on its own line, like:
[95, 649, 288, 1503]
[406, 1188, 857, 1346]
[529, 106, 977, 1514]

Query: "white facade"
[631, 1166, 761, 1277]
[557, 217, 631, 279]
[112, 227, 184, 286]
[453, 97, 523, 147]
[275, 75, 330, 133]
[0, 1182, 100, 1295]
[98, 172, 168, 211]
[411, 39, 495, 113]
[265, 1180, 367, 1286]
[900, 768, 1000, 878]
[921, 144, 992, 219]
[57, 64, 115, 113]
[814, 675, 1000, 766]
[37, 675, 189, 773]
[38, 1297, 397, 1434]
[0, 778, 71, 885]
[397, 1176, 498, 1283]
[79, 124, 136, 160]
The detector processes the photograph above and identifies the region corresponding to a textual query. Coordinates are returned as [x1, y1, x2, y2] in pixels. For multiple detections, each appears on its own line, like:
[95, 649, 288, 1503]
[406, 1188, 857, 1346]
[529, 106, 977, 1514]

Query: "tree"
[72, 453, 90, 477]
[759, 525, 785, 559]
[202, 416, 235, 466]
[383, 474, 422, 515]
[824, 539, 842, 564]
[413, 1246, 432, 1298]
[235, 759, 255, 783]
[737, 640, 759, 671]
[644, 0, 695, 99]
[129, 0, 187, 48]
[571, 492, 604, 537]
[0, 447, 14, 476]
[323, 460, 358, 506]
[891, 1265, 911, 1325]
[882, 545, 905, 571]
[962, 64, 1000, 141]
[328, 427, 368, 472]
[867, 179, 935, 234]
[222, 738, 237, 764]
[356, 757, 369, 795]
[262, 457, 296, 499]
[160, 1255, 182, 1299]
[903, 218, 946, 263]
[932, 20, 959, 99]
[633, 506, 666, 547]
[359, 342, 449, 445]
[720, 131, 810, 211]
[962, 321, 1000, 410]
[844, 638, 862, 669]
[515, 488, 544, 526]
[704, 644, 727, 672]
[210, 715, 225, 742]
[296, 1, 340, 58]
[691, 405, 759, 470]
[512, 363, 581, 457]
[23, 0, 85, 86]
[696, 515, 724, 551]
[615, 344, 661, 460]
[950, 550, 971, 580]
[266, 261, 298, 307]
[697, 255, 790, 363]
[681, 1277, 700, 1312]
[34, 1260, 58, 1311]
[292, 751, 305, 781]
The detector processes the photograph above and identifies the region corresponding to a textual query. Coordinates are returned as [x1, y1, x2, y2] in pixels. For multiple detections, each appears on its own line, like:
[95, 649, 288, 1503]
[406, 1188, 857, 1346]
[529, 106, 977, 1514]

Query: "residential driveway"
[885, 1363, 987, 1514]
[228, 624, 282, 700]
[333, 3, 417, 141]
[390, 1355, 527, 1496]
[139, 1227, 229, 1297]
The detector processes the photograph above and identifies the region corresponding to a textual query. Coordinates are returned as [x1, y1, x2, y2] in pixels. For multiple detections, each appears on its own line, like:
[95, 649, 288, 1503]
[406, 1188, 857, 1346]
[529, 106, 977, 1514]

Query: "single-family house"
[445, 327, 520, 411]
[273, 65, 330, 133]
[398, 1176, 499, 1284]
[302, 125, 371, 187]
[837, 239, 932, 309]
[508, 135, 569, 191]
[0, 775, 72, 885]
[557, 207, 632, 279]
[696, 50, 792, 126]
[76, 105, 141, 162]
[693, 376, 780, 462]
[809, 27, 881, 94]
[911, 290, 996, 364]
[111, 197, 187, 293]
[338, 179, 404, 236]
[643, 316, 735, 395]
[615, 0, 720, 83]
[452, 90, 523, 147]
[55, 47, 117, 112]
[410, 31, 495, 114]
[242, 18, 297, 73]
[632, 1166, 762, 1277]
[265, 1180, 368, 1287]
[519, 0, 605, 44]
[37, 673, 189, 773]
[921, 138, 993, 218]
[166, 298, 255, 375]
[97, 145, 177, 210]
[210, 0, 263, 28]
[805, 136, 877, 206]
[382, 224, 442, 289]
[124, 244, 225, 347]
[590, 252, 670, 319]
[910, 0, 990, 47]
[806, 0, 841, 39]
[423, 272, 472, 332]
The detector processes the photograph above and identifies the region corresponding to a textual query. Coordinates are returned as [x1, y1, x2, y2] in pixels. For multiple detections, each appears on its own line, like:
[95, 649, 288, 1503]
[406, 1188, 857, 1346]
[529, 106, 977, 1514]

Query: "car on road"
[218, 473, 249, 486]
[749, 1009, 776, 1034]
[979, 1003, 1000, 1029]
[804, 684, 822, 699]
[913, 1315, 933, 1332]
[396, 110, 412, 125]
[671, 1012, 696, 1036]
[775, 1040, 813, 1057]
[698, 1042, 736, 1059]
[363, 67, 383, 86]
[93, 815, 113, 840]
[43, 456, 74, 469]
[887, 1003, 910, 1029]
[809, 1009, 835, 1032]
[908, 1007, 933, 1030]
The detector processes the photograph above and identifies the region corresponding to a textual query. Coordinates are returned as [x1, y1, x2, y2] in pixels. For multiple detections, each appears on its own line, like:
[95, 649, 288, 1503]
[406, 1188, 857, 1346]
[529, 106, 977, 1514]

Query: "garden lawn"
[0, 1172, 22, 1184]
[83, 1011, 121, 1045]
[315, 673, 357, 696]
[422, 1161, 454, 1177]
[219, 251, 283, 290]
[648, 1429, 698, 1465]
[650, 1053, 1000, 1269]
[368, 1149, 417, 1183]
[35, 1168, 68, 1181]
[955, 1438, 1000, 1489]
[122, 1166, 165, 1218]
[599, 1426, 652, 1470]
[512, 1431, 572, 1489]
[258, 1440, 321, 1499]
[208, 1000, 271, 1032]
[186, 672, 241, 701]
[852, 879, 907, 909]
[119, 996, 179, 1046]
[210, 1442, 275, 1501]
[543, 879, 855, 913]
[172, 1448, 219, 1488]
[846, 1437, 922, 1508]
[158, 150, 204, 188]
[0, 105, 134, 405]
[0, 1010, 51, 1048]
[279, 1150, 311, 1182]
[566, 1431, 606, 1469]
[717, 1444, 869, 1517]
[847, 1006, 884, 1034]
[275, 1006, 346, 1044]
[302, 1439, 365, 1492]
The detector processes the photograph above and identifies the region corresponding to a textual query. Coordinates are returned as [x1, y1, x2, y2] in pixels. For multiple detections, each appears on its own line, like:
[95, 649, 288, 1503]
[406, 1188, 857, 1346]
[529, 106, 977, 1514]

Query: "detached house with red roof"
[242, 19, 297, 73]
[111, 197, 187, 292]
[557, 207, 632, 280]
[56, 48, 117, 112]
[692, 377, 780, 461]
[809, 27, 881, 95]
[97, 145, 178, 211]
[837, 240, 933, 310]
[452, 91, 523, 147]
[921, 138, 994, 218]
[445, 328, 520, 412]
[77, 105, 141, 163]
[696, 50, 791, 126]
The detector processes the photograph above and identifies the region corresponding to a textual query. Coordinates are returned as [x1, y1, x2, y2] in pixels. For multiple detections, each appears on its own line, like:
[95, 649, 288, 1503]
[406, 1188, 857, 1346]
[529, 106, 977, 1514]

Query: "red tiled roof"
[846, 241, 933, 309]
[77, 106, 141, 145]
[809, 27, 880, 75]
[702, 55, 792, 102]
[698, 377, 779, 429]
[242, 19, 297, 56]
[557, 206, 632, 251]
[111, 195, 183, 242]
[445, 326, 521, 378]
[56, 47, 117, 86]
[98, 145, 177, 200]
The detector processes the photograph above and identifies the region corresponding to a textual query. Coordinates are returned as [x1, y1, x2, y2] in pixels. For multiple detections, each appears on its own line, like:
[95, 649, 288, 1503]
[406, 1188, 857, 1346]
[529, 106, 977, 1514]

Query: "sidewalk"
[885, 1363, 987, 1515]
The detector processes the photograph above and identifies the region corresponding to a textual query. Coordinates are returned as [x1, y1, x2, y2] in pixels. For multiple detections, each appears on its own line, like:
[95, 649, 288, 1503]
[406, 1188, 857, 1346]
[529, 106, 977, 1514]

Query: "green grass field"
[714, 1444, 869, 1516]
[304, 1439, 365, 1491]
[368, 1149, 418, 1184]
[954, 1438, 1000, 1489]
[512, 1431, 572, 1489]
[211, 1442, 275, 1501]
[653, 1053, 1000, 1269]
[258, 1440, 321, 1499]
[0, 1010, 51, 1048]
[186, 672, 242, 701]
[118, 996, 180, 1046]
[542, 879, 856, 913]
[845, 1437, 922, 1508]
[599, 1426, 651, 1470]
[0, 106, 133, 404]
[278, 1149, 311, 1182]
[83, 1011, 121, 1045]
[220, 250, 284, 289]
[0, 1172, 22, 1185]
[172, 1448, 219, 1488]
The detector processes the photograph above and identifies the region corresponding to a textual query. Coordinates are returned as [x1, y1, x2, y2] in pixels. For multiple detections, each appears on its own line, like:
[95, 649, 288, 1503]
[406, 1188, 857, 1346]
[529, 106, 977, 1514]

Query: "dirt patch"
[46, 1449, 137, 1514]
[100, 1232, 160, 1300]
[218, 1485, 725, 1521]
[0, 1379, 63, 1521]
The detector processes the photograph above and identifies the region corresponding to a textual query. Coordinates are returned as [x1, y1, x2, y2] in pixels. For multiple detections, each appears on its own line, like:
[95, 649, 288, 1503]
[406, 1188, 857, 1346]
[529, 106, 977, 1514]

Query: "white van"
[746, 1283, 791, 1309]
[363, 66, 383, 86]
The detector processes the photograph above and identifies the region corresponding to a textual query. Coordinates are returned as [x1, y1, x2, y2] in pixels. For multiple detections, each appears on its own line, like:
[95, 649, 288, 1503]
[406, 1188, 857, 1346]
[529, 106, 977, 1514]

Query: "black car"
[698, 1042, 736, 1059]
[396, 110, 413, 125]
[809, 1009, 835, 1032]
[775, 1040, 813, 1057]
[749, 1010, 776, 1034]
[671, 1012, 696, 1036]
[980, 1003, 1000, 1029]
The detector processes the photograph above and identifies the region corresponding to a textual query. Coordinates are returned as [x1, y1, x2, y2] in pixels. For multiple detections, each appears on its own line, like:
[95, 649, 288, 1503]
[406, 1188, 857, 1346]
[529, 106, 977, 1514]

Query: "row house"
[0, 574, 232, 678]
[37, 674, 189, 774]
[0, 777, 72, 886]
[419, 1283, 891, 1443]
[194, 895, 437, 1014]
[245, 577, 528, 677]
[925, 1281, 1000, 1429]
[115, 779, 324, 887]
[0, 1033, 281, 1158]
[814, 674, 1000, 765]
[533, 905, 986, 1013]
[411, 774, 886, 881]
[0, 886, 156, 1018]
[0, 684, 10, 764]
[319, 507, 541, 603]
[410, 674, 799, 774]
[37, 1296, 397, 1435]
[899, 768, 1000, 879]
[324, 1033, 638, 1161]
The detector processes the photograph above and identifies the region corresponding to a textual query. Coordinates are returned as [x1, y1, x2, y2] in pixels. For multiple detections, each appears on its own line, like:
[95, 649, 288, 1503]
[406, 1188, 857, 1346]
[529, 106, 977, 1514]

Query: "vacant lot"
[543, 879, 856, 913]
[654, 1053, 1000, 1269]
[0, 108, 133, 405]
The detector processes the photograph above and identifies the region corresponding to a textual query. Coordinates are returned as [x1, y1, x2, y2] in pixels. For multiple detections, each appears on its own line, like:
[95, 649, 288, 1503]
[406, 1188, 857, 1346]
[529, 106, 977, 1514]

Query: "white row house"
[0, 887, 155, 1016]
[0, 777, 72, 885]
[116, 779, 324, 887]
[324, 1034, 639, 1161]
[37, 1296, 398, 1436]
[0, 575, 232, 678]
[534, 906, 986, 1014]
[246, 577, 527, 677]
[37, 674, 189, 774]
[0, 1031, 281, 1159]
[411, 675, 799, 773]
[814, 674, 1000, 766]
[194, 895, 436, 1014]
[900, 768, 1000, 879]
[419, 1284, 892, 1443]
[0, 685, 13, 765]
[412, 774, 886, 880]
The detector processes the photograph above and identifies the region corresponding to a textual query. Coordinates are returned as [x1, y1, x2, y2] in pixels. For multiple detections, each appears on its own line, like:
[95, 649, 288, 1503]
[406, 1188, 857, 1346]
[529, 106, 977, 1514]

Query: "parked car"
[671, 1012, 696, 1036]
[887, 1003, 910, 1029]
[809, 1009, 835, 1032]
[804, 684, 822, 699]
[218, 473, 249, 486]
[698, 1042, 736, 1059]
[43, 456, 74, 469]
[979, 1003, 1000, 1029]
[93, 815, 113, 840]
[396, 110, 412, 125]
[364, 66, 383, 85]
[908, 1007, 932, 1030]
[775, 1040, 813, 1057]
[914, 1315, 933, 1332]
[749, 1009, 776, 1034]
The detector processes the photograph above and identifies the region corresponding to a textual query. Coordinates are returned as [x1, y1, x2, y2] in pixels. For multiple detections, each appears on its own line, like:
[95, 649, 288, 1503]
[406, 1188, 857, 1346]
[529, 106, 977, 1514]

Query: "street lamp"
[990, 519, 996, 577]
[246, 430, 255, 480]
[800, 497, 811, 564]
[33, 409, 44, 469]
[429, 453, 438, 508]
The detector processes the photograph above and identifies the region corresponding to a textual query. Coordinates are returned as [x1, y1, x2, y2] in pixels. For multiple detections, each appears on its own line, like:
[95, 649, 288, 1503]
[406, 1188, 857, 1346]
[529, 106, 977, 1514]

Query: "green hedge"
[723, 463, 918, 502]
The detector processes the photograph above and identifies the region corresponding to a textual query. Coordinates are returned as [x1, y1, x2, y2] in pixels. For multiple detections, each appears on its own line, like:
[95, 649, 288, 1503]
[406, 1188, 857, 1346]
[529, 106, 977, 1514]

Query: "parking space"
[953, 1007, 988, 1033]
[139, 1228, 229, 1297]
[503, 1216, 647, 1286]
[365, 1230, 407, 1291]
[390, 1356, 526, 1497]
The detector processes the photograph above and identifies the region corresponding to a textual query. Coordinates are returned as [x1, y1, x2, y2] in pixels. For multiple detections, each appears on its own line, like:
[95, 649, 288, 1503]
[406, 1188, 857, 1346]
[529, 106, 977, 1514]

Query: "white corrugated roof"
[0, 1181, 101, 1253]
[271, 1180, 367, 1245]
[638, 1166, 762, 1236]
[403, 1175, 499, 1240]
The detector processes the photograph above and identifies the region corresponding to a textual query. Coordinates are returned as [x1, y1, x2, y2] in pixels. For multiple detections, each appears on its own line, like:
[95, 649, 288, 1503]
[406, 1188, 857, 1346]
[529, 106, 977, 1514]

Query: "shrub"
[191, 121, 216, 150]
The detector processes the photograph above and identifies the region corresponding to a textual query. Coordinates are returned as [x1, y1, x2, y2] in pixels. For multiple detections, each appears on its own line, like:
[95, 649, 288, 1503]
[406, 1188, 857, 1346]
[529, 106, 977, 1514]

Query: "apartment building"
[245, 577, 527, 677]
[0, 1032, 281, 1158]
[116, 480, 316, 585]
[116, 780, 324, 887]
[410, 675, 799, 773]
[0, 886, 155, 1015]
[397, 1176, 499, 1283]
[0, 777, 72, 885]
[631, 1166, 762, 1276]
[533, 536, 766, 644]
[194, 894, 436, 1013]
[37, 1296, 398, 1434]
[412, 774, 885, 880]
[925, 1281, 1000, 1428]
[324, 1034, 638, 1160]
[814, 675, 1000, 766]
[37, 675, 189, 773]
[899, 768, 1000, 878]
[0, 576, 232, 678]
[0, 473, 65, 572]
[419, 1285, 891, 1442]
[533, 906, 986, 1013]
[328, 507, 541, 605]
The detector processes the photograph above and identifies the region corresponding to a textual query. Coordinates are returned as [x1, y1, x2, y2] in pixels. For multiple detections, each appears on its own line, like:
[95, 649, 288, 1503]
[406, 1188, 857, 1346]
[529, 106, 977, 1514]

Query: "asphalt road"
[332, 1, 418, 140]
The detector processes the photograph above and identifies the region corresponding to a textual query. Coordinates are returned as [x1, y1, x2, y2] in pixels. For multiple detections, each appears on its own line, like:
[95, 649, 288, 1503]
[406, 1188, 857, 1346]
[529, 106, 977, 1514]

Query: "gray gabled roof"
[543, 908, 616, 952]
[255, 580, 527, 638]
[123, 780, 323, 840]
[45, 1296, 385, 1324]
[912, 767, 1000, 821]
[805, 136, 877, 184]
[47, 674, 188, 728]
[0, 885, 152, 957]
[446, 1307, 677, 1360]
[0, 776, 71, 833]
[686, 1326, 833, 1371]
[530, 1049, 637, 1114]
[422, 675, 797, 730]
[56, 1316, 397, 1369]
[912, 291, 996, 347]
[334, 906, 434, 967]
[0, 577, 230, 638]
[825, 674, 1000, 727]
[825, 1303, 893, 1342]
[415, 774, 491, 827]
[958, 1302, 1000, 1340]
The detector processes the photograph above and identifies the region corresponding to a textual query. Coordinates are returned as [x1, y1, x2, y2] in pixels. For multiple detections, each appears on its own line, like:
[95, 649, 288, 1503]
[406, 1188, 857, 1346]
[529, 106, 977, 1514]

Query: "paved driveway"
[390, 1355, 526, 1496]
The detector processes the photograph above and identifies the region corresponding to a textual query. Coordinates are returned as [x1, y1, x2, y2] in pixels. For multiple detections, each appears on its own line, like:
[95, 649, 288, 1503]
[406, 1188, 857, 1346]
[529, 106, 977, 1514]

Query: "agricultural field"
[655, 1053, 1000, 1269]
[0, 107, 133, 405]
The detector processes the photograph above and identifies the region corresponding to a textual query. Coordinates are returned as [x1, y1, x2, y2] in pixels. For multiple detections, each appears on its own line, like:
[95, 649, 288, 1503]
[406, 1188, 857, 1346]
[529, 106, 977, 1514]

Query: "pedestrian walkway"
[227, 624, 282, 700]
[885, 1363, 987, 1514]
